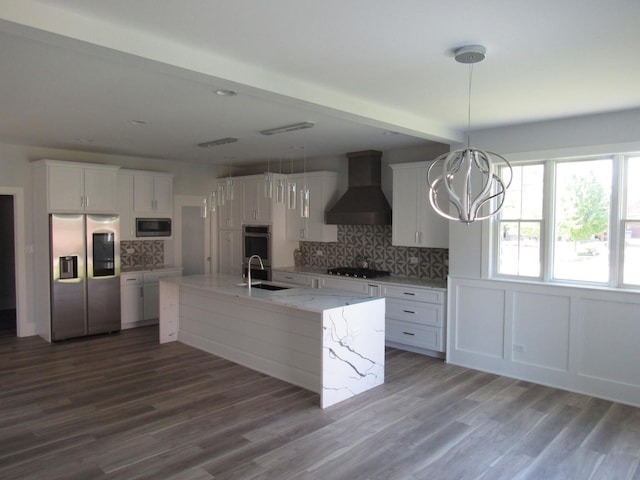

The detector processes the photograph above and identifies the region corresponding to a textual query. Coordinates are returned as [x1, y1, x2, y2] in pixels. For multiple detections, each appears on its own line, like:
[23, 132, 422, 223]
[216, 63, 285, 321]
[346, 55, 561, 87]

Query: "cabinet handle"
[85, 196, 89, 207]
[403, 310, 415, 314]
[403, 292, 416, 296]
[402, 331, 416, 336]
[415, 231, 419, 243]
[285, 276, 294, 280]
[125, 278, 138, 283]
[300, 228, 305, 239]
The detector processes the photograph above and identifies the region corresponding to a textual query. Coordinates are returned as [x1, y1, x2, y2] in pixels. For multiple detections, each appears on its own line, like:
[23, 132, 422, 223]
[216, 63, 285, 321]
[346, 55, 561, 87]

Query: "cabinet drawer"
[386, 319, 443, 352]
[272, 271, 312, 286]
[386, 299, 443, 327]
[121, 273, 142, 285]
[382, 285, 444, 304]
[320, 277, 369, 294]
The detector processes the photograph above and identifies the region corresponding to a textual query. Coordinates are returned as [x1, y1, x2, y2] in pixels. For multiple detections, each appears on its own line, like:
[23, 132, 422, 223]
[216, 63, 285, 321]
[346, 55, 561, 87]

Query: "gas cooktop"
[327, 267, 391, 279]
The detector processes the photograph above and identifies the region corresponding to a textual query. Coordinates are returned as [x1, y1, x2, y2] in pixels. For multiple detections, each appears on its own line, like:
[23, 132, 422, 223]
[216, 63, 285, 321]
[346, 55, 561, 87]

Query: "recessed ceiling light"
[129, 119, 148, 125]
[383, 131, 399, 135]
[197, 137, 239, 148]
[259, 122, 315, 136]
[75, 137, 94, 143]
[214, 89, 238, 97]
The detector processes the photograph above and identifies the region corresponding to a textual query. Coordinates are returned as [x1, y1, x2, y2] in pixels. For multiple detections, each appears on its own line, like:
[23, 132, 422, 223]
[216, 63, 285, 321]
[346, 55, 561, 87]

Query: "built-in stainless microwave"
[136, 217, 172, 237]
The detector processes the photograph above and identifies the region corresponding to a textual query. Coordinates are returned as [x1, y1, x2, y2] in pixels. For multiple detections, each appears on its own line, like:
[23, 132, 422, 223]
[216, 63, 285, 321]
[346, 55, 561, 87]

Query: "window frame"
[490, 153, 639, 290]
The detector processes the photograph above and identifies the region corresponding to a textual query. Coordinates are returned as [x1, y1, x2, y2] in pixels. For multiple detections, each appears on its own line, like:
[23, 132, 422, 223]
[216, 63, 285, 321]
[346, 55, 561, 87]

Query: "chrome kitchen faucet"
[246, 254, 264, 291]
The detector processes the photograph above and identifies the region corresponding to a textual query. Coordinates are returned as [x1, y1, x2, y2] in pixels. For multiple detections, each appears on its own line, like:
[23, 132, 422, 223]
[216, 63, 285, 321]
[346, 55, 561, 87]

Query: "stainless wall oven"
[242, 225, 271, 280]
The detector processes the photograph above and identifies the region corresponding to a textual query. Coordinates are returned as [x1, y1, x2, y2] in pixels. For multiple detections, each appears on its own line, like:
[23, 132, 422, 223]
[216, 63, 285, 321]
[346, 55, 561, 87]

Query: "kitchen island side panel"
[177, 287, 322, 394]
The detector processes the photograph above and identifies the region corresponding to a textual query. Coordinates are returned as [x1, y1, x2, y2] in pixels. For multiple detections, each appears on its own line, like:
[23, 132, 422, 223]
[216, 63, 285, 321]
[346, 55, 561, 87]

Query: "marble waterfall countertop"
[159, 273, 385, 408]
[161, 273, 379, 313]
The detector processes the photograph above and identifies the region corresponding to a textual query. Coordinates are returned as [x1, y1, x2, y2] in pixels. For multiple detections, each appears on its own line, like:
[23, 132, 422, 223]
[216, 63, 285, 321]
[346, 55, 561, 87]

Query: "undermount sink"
[236, 282, 291, 291]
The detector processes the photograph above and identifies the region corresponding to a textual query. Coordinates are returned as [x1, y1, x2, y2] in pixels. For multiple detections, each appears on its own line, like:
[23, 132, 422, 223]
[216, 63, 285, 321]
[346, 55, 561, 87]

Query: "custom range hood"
[325, 150, 392, 225]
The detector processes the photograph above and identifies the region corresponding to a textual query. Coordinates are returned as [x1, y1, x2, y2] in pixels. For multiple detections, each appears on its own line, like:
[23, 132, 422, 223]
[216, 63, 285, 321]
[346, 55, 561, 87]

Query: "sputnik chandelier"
[427, 45, 512, 224]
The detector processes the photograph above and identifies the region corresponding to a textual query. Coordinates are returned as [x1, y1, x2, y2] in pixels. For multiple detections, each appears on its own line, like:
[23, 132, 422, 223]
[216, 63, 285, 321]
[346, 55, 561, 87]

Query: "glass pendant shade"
[217, 183, 225, 206]
[301, 186, 310, 218]
[276, 178, 285, 204]
[226, 177, 234, 201]
[287, 181, 297, 210]
[264, 172, 273, 199]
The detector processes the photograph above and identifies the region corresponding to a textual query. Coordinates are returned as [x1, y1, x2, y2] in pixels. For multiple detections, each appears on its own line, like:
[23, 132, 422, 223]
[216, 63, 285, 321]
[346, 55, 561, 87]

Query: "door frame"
[173, 195, 215, 274]
[0, 187, 29, 337]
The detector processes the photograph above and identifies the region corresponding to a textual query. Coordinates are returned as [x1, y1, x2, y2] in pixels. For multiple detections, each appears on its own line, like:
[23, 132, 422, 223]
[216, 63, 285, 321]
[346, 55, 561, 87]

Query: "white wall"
[448, 277, 640, 407]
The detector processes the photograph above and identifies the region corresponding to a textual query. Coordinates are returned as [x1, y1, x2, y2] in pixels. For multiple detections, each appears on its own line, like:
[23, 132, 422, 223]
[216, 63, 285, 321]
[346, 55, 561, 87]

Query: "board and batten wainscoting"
[447, 276, 640, 407]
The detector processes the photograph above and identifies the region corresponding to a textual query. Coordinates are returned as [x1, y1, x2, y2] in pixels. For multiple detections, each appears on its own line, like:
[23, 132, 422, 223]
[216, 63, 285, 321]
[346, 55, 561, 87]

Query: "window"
[496, 164, 543, 277]
[623, 156, 640, 285]
[493, 153, 640, 289]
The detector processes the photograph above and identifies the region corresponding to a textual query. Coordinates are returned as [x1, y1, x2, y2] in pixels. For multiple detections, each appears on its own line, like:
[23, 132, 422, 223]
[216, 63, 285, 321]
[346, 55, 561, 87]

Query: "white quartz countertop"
[275, 266, 447, 290]
[161, 274, 381, 313]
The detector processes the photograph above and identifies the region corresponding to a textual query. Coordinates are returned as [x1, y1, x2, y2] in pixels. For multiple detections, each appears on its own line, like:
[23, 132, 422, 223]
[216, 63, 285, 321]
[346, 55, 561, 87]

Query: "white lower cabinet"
[382, 285, 446, 356]
[272, 269, 446, 357]
[271, 271, 313, 287]
[121, 268, 182, 329]
[319, 276, 370, 294]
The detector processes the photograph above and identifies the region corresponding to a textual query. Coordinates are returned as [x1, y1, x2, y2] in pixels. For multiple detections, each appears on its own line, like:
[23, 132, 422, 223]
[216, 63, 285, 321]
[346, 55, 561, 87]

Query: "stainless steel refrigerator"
[50, 213, 121, 341]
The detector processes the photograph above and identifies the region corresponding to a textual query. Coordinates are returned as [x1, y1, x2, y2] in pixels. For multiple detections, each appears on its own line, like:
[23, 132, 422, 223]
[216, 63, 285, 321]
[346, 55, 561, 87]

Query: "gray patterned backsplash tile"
[299, 225, 448, 280]
[121, 240, 164, 268]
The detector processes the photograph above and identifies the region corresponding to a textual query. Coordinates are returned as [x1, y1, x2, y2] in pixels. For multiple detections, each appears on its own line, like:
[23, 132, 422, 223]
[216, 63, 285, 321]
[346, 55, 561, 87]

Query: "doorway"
[173, 195, 215, 275]
[0, 195, 16, 336]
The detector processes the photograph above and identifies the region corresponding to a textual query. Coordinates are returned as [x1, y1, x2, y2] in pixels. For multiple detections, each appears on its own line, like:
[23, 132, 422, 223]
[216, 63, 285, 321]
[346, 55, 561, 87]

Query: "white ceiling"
[1, 0, 639, 166]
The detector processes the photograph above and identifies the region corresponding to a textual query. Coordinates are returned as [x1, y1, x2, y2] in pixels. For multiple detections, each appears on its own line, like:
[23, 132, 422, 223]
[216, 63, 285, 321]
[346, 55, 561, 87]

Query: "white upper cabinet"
[35, 160, 119, 213]
[391, 162, 449, 248]
[116, 171, 135, 240]
[285, 171, 338, 242]
[217, 182, 242, 230]
[241, 175, 272, 224]
[133, 172, 173, 216]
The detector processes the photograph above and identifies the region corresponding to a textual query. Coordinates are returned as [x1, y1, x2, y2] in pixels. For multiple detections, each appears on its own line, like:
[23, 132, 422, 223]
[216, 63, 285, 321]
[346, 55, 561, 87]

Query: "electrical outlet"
[409, 256, 419, 264]
[316, 250, 324, 256]
[126, 248, 135, 254]
[513, 344, 525, 353]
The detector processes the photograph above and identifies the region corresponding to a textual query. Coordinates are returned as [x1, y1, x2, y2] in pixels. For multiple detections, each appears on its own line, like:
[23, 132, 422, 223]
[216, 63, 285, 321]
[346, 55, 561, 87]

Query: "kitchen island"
[159, 274, 385, 408]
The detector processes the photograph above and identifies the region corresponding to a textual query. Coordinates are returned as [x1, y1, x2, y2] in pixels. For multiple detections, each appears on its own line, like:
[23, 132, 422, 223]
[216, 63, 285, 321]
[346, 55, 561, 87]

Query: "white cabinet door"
[242, 176, 272, 224]
[219, 229, 243, 276]
[48, 164, 85, 212]
[218, 194, 242, 230]
[46, 162, 118, 213]
[320, 276, 370, 294]
[391, 163, 448, 248]
[286, 172, 338, 242]
[133, 173, 173, 216]
[83, 167, 117, 212]
[121, 274, 143, 327]
[116, 172, 135, 240]
[142, 283, 159, 321]
[152, 174, 173, 214]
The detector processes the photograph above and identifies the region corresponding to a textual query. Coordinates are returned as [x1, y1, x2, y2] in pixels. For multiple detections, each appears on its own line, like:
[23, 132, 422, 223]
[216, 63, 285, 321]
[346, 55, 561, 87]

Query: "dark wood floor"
[1, 326, 640, 480]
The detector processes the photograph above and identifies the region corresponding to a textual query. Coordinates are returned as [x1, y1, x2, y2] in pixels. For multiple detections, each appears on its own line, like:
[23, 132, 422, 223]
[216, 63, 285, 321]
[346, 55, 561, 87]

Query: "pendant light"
[287, 154, 297, 210]
[225, 162, 234, 201]
[264, 156, 273, 199]
[276, 158, 285, 204]
[300, 147, 310, 218]
[427, 45, 512, 224]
